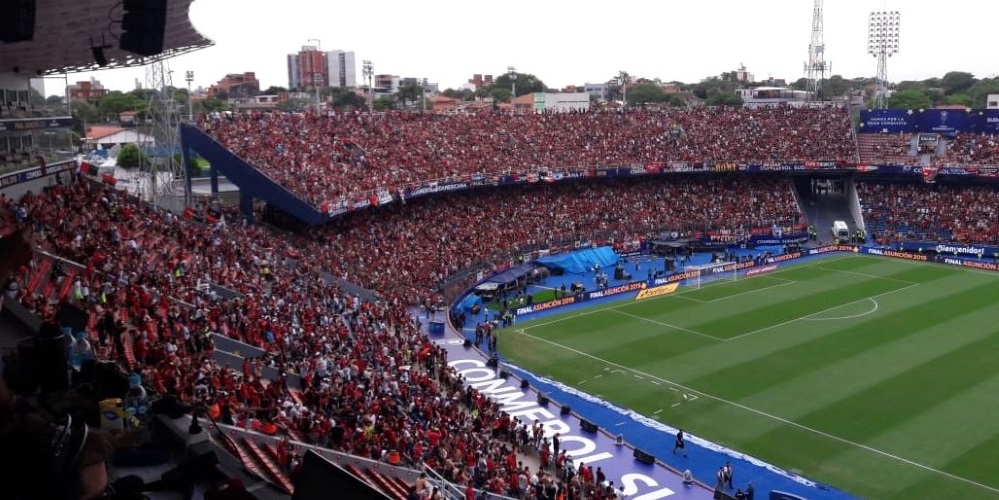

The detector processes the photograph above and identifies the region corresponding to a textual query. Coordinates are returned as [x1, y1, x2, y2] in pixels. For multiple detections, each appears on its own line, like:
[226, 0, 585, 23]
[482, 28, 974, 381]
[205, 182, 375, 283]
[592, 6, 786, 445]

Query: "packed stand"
[939, 133, 999, 166]
[857, 181, 999, 245]
[3, 174, 798, 498]
[199, 106, 856, 210]
[316, 175, 803, 299]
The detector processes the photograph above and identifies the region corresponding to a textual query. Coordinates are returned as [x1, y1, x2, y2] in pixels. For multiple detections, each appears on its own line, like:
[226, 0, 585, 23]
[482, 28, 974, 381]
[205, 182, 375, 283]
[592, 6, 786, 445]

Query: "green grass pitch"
[500, 254, 999, 500]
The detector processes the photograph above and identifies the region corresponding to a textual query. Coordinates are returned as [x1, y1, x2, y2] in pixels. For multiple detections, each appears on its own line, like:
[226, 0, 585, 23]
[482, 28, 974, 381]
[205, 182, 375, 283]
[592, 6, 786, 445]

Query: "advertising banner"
[915, 109, 968, 137]
[0, 161, 75, 188]
[859, 109, 917, 134]
[892, 241, 999, 259]
[0, 116, 74, 132]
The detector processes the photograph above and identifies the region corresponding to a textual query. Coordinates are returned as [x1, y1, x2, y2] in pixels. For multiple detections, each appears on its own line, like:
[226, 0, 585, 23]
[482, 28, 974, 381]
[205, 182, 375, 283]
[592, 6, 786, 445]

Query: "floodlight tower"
[804, 0, 830, 100]
[868, 10, 900, 109]
[362, 60, 374, 109]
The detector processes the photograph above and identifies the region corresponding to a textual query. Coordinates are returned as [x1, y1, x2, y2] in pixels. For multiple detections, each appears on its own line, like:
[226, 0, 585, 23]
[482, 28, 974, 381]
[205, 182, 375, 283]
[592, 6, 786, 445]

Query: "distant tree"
[968, 78, 999, 108]
[940, 71, 976, 95]
[822, 75, 850, 98]
[886, 89, 931, 109]
[45, 95, 64, 105]
[705, 92, 744, 106]
[198, 97, 230, 114]
[396, 81, 422, 107]
[332, 91, 366, 110]
[945, 94, 973, 107]
[492, 72, 546, 97]
[261, 86, 287, 95]
[98, 91, 145, 121]
[373, 96, 396, 111]
[117, 144, 146, 170]
[277, 98, 310, 113]
[489, 87, 512, 103]
[626, 83, 666, 106]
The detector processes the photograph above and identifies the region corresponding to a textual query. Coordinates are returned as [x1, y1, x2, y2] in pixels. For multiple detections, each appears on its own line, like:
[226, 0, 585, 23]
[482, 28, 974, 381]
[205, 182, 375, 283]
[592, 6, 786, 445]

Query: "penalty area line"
[510, 327, 999, 496]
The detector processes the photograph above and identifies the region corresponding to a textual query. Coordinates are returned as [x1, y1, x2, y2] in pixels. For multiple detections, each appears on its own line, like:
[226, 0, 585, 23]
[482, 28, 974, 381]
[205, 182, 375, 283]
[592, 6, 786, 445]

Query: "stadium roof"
[0, 0, 213, 76]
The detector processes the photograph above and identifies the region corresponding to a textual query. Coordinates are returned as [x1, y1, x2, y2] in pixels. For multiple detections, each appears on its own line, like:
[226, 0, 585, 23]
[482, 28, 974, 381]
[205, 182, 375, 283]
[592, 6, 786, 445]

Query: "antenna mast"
[143, 59, 189, 207]
[804, 0, 830, 100]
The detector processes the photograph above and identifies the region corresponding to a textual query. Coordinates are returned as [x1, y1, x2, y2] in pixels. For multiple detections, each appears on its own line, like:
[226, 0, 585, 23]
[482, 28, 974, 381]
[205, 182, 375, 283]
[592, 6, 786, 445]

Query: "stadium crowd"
[199, 106, 856, 210]
[940, 133, 999, 166]
[857, 181, 999, 245]
[5, 171, 804, 499]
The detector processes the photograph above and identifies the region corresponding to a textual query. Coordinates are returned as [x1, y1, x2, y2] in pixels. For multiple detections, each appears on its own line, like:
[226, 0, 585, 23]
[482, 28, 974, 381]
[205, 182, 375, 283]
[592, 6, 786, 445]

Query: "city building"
[734, 63, 755, 83]
[736, 87, 808, 108]
[374, 74, 400, 95]
[208, 72, 260, 98]
[67, 78, 109, 101]
[512, 92, 590, 112]
[584, 83, 607, 101]
[326, 50, 357, 88]
[468, 74, 493, 89]
[287, 45, 327, 91]
[85, 125, 156, 150]
[988, 94, 999, 109]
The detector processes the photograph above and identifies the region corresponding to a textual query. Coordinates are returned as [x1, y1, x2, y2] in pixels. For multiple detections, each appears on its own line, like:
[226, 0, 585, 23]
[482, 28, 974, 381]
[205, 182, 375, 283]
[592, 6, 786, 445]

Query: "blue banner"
[859, 109, 917, 134]
[915, 109, 969, 137]
[970, 109, 999, 134]
[0, 161, 75, 188]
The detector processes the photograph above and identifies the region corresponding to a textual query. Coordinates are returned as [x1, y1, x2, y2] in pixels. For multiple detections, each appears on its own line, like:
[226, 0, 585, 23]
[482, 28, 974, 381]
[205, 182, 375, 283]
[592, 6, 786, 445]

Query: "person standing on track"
[673, 429, 687, 457]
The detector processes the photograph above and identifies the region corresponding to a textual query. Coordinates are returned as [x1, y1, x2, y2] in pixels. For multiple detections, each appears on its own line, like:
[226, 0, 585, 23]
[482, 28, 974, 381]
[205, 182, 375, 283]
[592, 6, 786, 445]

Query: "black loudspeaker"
[633, 448, 656, 465]
[560, 405, 571, 416]
[520, 379, 529, 390]
[463, 338, 472, 348]
[499, 370, 510, 379]
[580, 419, 598, 433]
[0, 0, 35, 43]
[119, 0, 168, 56]
[537, 394, 549, 406]
[92, 47, 109, 67]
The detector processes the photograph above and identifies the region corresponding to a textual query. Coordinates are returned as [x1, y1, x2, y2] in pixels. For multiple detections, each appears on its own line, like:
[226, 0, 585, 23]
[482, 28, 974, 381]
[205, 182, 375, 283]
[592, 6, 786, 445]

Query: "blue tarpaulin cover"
[537, 246, 619, 274]
[484, 264, 536, 286]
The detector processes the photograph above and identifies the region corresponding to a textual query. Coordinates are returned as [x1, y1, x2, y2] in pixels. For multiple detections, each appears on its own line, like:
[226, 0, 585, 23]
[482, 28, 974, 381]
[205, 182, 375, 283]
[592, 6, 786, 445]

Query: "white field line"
[672, 278, 798, 304]
[725, 283, 920, 342]
[518, 255, 857, 333]
[804, 298, 879, 322]
[612, 309, 722, 342]
[511, 326, 999, 495]
[810, 265, 920, 285]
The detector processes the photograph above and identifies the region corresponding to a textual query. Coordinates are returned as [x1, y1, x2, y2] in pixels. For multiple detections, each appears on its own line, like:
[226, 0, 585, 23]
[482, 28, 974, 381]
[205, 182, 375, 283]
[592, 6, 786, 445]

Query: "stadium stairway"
[178, 124, 327, 226]
[791, 176, 861, 245]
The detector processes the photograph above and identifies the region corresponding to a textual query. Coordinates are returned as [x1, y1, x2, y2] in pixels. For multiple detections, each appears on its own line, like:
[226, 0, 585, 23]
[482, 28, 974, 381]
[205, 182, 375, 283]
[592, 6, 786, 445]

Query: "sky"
[45, 0, 999, 96]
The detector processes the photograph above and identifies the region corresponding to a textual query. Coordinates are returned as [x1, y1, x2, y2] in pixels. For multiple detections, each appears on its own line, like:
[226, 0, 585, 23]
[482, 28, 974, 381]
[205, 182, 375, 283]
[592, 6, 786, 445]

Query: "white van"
[831, 220, 850, 239]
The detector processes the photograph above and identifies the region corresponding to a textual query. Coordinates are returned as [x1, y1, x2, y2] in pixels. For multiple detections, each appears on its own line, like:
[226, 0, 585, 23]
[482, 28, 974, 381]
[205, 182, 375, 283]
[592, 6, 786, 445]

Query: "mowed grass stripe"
[684, 277, 999, 404]
[617, 267, 892, 337]
[732, 296, 999, 421]
[689, 279, 906, 339]
[815, 369, 999, 498]
[794, 317, 999, 442]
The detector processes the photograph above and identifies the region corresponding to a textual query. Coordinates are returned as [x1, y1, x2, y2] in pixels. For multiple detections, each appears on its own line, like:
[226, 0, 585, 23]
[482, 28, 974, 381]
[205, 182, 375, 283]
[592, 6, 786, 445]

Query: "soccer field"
[501, 254, 999, 500]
